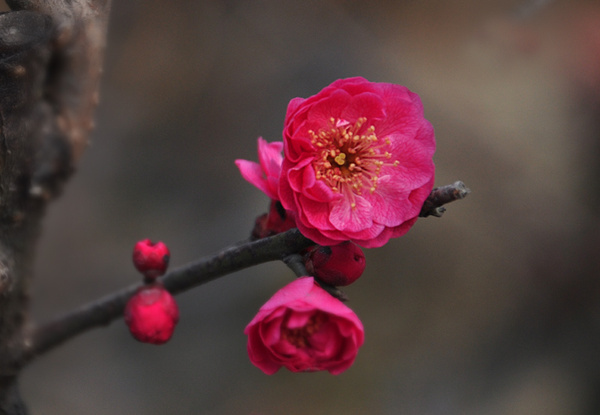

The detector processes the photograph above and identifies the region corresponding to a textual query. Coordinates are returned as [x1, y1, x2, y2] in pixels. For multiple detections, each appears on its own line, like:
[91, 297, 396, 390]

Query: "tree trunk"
[0, 2, 111, 413]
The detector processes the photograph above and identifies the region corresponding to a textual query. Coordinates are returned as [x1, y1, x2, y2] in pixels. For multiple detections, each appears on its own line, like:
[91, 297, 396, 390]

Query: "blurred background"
[3, 0, 600, 413]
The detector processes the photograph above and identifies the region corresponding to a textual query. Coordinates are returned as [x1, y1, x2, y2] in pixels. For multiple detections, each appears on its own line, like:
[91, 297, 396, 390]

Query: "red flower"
[124, 284, 179, 345]
[245, 277, 364, 375]
[279, 77, 435, 248]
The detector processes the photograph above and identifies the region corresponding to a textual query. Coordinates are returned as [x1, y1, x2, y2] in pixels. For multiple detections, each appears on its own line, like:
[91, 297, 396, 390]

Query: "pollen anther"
[310, 117, 400, 200]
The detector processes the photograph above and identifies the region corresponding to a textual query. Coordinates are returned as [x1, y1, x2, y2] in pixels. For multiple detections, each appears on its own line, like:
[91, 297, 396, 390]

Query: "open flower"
[235, 137, 284, 201]
[279, 77, 436, 248]
[245, 277, 364, 375]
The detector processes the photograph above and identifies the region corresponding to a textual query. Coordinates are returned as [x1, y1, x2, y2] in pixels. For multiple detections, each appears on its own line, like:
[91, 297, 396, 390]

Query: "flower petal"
[341, 92, 386, 123]
[235, 160, 271, 196]
[329, 195, 373, 232]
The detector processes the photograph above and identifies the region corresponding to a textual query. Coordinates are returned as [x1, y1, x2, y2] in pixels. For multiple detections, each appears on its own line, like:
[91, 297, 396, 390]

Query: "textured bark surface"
[0, 2, 111, 413]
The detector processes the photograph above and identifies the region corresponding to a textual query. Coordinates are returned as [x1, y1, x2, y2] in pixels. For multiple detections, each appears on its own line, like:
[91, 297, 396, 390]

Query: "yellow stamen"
[334, 153, 346, 166]
[309, 117, 400, 199]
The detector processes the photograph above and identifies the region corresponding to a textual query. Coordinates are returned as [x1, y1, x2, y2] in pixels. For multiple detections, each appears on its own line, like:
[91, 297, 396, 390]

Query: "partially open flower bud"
[132, 239, 170, 280]
[124, 284, 179, 345]
[304, 242, 366, 286]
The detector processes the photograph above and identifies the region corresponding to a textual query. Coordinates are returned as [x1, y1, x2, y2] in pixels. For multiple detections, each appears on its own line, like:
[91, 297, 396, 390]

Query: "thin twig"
[12, 229, 314, 370]
[282, 254, 309, 277]
[419, 181, 470, 218]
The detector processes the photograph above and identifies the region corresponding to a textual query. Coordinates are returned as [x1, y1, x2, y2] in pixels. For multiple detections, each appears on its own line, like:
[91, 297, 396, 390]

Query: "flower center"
[282, 313, 325, 348]
[309, 117, 399, 208]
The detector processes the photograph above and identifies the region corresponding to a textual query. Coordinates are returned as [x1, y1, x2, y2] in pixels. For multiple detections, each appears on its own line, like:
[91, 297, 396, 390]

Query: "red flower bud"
[304, 242, 366, 286]
[251, 200, 296, 239]
[124, 284, 179, 345]
[132, 239, 170, 279]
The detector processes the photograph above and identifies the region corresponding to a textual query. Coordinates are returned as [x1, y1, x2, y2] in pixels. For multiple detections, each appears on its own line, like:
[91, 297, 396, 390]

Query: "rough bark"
[0, 2, 111, 413]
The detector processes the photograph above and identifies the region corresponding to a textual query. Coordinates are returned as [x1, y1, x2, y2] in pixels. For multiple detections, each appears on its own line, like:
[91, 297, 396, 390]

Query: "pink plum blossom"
[245, 277, 364, 375]
[235, 137, 284, 201]
[279, 77, 436, 248]
[236, 137, 296, 238]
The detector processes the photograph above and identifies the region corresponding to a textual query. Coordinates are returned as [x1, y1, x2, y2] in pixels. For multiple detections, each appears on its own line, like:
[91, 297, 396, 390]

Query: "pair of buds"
[124, 240, 179, 345]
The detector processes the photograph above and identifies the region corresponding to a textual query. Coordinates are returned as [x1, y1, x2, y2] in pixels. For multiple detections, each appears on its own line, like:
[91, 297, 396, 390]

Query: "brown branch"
[419, 181, 470, 218]
[10, 229, 314, 370]
[7, 181, 468, 370]
[8, 180, 467, 370]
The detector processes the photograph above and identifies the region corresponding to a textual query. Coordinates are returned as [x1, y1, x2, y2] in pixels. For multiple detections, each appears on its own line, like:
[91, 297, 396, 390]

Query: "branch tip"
[452, 180, 471, 199]
[419, 180, 470, 217]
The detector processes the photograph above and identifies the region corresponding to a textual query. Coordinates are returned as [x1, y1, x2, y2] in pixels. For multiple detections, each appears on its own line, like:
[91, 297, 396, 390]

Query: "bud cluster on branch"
[9, 77, 468, 380]
[234, 77, 467, 374]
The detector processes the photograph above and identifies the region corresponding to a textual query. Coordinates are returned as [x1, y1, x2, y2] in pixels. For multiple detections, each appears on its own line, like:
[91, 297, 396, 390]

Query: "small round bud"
[304, 242, 366, 286]
[132, 239, 170, 280]
[251, 200, 296, 239]
[124, 284, 179, 345]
